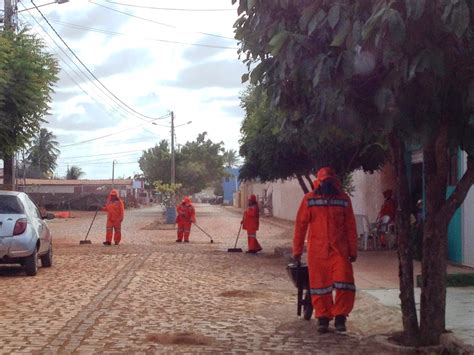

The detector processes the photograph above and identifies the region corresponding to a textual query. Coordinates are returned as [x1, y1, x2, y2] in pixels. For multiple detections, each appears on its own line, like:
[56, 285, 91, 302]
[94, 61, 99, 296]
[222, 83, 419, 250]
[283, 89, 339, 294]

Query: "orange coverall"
[293, 178, 357, 319]
[102, 190, 125, 244]
[242, 195, 262, 253]
[176, 199, 196, 242]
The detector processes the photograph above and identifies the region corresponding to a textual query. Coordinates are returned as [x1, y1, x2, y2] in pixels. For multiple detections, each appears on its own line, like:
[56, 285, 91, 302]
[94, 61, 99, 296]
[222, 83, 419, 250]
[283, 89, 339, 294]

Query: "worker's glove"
[293, 254, 302, 264]
[349, 255, 357, 263]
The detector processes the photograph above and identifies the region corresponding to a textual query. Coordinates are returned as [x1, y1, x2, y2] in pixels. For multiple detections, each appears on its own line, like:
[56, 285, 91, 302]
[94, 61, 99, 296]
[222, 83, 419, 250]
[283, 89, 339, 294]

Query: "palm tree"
[27, 128, 60, 178]
[66, 165, 85, 180]
[223, 149, 239, 168]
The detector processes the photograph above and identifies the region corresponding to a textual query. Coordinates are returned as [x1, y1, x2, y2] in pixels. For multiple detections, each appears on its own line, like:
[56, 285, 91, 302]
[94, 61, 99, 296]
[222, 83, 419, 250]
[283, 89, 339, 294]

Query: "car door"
[23, 195, 49, 255]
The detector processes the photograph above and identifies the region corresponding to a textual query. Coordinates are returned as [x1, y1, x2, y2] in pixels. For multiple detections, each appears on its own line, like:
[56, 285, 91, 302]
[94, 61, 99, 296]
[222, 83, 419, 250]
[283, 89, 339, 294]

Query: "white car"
[0, 191, 54, 276]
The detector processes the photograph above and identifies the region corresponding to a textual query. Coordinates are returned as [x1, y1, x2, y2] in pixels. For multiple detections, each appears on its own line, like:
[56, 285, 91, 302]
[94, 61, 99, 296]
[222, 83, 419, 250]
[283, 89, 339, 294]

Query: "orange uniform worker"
[377, 189, 396, 222]
[241, 194, 262, 254]
[293, 167, 357, 333]
[176, 196, 196, 243]
[102, 189, 125, 246]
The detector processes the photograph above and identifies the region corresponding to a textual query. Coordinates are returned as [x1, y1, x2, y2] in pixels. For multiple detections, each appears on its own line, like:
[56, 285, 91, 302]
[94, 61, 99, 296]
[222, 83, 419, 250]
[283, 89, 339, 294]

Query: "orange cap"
[248, 194, 257, 202]
[317, 167, 336, 182]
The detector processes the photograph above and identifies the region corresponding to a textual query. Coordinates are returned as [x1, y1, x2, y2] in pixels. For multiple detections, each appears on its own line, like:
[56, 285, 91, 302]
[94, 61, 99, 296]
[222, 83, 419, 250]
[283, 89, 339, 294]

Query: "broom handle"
[84, 208, 99, 241]
[233, 224, 242, 249]
[193, 222, 213, 240]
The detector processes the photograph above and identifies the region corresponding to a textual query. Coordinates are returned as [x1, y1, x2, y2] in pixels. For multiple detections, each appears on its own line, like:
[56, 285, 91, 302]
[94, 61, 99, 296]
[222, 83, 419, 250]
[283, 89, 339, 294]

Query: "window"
[0, 195, 24, 214]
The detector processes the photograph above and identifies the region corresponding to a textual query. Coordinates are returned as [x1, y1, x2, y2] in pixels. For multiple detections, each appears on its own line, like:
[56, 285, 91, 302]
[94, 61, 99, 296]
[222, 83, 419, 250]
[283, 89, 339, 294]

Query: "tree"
[66, 165, 85, 180]
[26, 128, 60, 179]
[176, 132, 226, 195]
[239, 85, 386, 193]
[0, 28, 58, 187]
[223, 149, 240, 168]
[138, 140, 171, 186]
[139, 133, 226, 196]
[234, 0, 474, 346]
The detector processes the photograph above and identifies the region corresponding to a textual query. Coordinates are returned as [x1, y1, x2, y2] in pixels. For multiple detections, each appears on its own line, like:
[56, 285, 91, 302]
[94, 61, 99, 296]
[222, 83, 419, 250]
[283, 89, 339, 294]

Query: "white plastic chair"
[355, 214, 379, 250]
[376, 215, 396, 249]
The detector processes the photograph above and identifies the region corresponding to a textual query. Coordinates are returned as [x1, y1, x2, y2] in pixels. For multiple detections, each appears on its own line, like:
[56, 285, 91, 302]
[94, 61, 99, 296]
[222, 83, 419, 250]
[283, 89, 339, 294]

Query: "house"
[222, 167, 240, 205]
[0, 178, 149, 210]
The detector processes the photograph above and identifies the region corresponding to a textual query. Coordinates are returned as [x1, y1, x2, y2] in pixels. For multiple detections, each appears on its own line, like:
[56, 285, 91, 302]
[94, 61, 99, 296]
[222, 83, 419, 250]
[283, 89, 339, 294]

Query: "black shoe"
[318, 317, 329, 333]
[114, 242, 120, 245]
[184, 240, 189, 243]
[175, 239, 182, 243]
[103, 241, 111, 246]
[335, 315, 347, 332]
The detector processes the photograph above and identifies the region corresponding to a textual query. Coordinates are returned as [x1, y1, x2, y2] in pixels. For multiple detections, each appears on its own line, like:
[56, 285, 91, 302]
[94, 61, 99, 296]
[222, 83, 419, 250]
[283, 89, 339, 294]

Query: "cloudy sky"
[13, 0, 246, 179]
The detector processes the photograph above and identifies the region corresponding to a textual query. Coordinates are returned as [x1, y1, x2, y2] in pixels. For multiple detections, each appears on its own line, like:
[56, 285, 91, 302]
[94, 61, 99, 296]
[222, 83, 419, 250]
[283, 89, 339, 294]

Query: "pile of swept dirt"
[145, 332, 213, 346]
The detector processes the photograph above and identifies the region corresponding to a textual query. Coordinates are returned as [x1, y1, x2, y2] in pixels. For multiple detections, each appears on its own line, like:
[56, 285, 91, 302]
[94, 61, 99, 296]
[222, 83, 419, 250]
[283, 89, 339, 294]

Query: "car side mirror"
[44, 212, 55, 220]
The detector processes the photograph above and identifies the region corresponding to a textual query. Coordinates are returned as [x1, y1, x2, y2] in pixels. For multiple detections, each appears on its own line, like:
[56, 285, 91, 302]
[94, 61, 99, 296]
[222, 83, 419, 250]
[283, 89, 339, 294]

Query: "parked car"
[0, 191, 54, 276]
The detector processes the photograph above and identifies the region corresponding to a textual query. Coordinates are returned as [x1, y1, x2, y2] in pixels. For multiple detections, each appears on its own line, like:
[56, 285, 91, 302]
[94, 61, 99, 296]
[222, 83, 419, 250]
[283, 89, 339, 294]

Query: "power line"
[43, 18, 238, 50]
[103, 1, 235, 12]
[30, 0, 167, 122]
[89, 0, 235, 41]
[60, 149, 143, 160]
[60, 112, 170, 147]
[58, 152, 142, 164]
[19, 10, 152, 124]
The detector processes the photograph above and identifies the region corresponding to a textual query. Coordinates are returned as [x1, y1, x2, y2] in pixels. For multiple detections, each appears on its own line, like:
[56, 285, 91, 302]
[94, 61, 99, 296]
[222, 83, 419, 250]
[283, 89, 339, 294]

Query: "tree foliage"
[234, 0, 474, 346]
[0, 28, 58, 155]
[26, 128, 60, 179]
[139, 132, 225, 196]
[66, 165, 85, 180]
[222, 149, 240, 168]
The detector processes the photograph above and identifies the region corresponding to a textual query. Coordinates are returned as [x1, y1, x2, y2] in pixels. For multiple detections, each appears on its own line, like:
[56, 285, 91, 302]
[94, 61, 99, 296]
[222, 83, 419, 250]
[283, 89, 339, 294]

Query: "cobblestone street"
[0, 204, 402, 353]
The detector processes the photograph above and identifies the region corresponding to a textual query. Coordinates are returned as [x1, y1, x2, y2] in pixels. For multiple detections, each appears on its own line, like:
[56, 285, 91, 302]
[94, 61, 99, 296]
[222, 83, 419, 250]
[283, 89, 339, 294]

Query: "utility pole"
[2, 0, 16, 190]
[170, 111, 175, 186]
[112, 160, 117, 189]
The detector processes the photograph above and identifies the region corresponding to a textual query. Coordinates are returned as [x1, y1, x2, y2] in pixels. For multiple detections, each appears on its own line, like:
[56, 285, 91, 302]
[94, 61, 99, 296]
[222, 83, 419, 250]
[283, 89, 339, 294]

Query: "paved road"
[0, 204, 399, 353]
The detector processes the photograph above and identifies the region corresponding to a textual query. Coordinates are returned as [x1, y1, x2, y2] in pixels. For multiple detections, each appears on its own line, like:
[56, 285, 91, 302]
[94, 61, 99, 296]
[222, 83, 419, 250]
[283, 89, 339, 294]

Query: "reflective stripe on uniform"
[248, 234, 256, 238]
[307, 198, 348, 208]
[334, 282, 356, 291]
[310, 285, 333, 295]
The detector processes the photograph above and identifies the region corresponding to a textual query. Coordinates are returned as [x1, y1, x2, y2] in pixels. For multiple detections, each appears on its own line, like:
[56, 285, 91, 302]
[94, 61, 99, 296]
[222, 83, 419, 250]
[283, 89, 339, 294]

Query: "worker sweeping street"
[102, 189, 125, 246]
[293, 167, 357, 333]
[176, 196, 196, 243]
[241, 194, 262, 254]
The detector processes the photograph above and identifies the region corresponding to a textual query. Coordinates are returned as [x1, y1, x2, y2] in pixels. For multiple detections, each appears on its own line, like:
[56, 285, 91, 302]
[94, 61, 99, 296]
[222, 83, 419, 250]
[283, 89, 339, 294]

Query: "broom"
[227, 224, 243, 253]
[79, 208, 99, 245]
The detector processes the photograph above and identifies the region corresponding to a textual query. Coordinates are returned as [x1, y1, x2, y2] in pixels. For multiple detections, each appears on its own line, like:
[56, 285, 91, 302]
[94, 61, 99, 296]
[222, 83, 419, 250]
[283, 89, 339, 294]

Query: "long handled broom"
[193, 222, 214, 243]
[80, 208, 99, 245]
[227, 224, 243, 253]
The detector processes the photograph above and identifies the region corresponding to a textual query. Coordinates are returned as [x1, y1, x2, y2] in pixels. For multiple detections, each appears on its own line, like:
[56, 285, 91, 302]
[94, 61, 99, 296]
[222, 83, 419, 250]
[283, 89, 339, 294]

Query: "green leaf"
[269, 31, 289, 56]
[313, 57, 325, 87]
[442, 3, 453, 23]
[308, 10, 326, 35]
[247, 0, 256, 10]
[331, 19, 351, 47]
[405, 0, 426, 19]
[299, 4, 318, 31]
[362, 7, 387, 40]
[450, 0, 470, 38]
[328, 4, 341, 29]
[250, 61, 265, 84]
[241, 73, 250, 83]
[387, 9, 406, 44]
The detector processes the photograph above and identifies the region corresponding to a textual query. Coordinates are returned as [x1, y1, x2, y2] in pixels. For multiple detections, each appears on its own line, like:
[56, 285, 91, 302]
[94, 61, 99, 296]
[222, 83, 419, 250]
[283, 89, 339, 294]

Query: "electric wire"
[30, 0, 166, 122]
[103, 1, 235, 12]
[60, 149, 144, 160]
[21, 5, 162, 123]
[89, 0, 235, 41]
[42, 18, 238, 50]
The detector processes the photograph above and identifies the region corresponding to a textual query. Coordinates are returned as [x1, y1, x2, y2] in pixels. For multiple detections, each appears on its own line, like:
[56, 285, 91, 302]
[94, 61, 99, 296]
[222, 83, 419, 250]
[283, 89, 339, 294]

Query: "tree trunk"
[389, 133, 420, 345]
[2, 153, 15, 191]
[419, 128, 449, 346]
[296, 174, 310, 194]
[304, 174, 314, 190]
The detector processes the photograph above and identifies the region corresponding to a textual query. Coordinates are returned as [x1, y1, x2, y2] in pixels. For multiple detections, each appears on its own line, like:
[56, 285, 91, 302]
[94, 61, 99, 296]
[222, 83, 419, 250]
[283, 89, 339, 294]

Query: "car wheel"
[24, 247, 38, 276]
[40, 243, 53, 268]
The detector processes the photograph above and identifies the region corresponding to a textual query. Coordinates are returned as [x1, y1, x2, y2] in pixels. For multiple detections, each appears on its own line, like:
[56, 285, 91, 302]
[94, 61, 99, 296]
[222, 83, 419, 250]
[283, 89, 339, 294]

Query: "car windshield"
[0, 195, 24, 214]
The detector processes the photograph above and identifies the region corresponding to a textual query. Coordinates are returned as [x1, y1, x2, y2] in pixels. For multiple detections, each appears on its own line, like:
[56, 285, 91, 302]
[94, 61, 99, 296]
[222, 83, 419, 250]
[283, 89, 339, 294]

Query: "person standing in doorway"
[241, 194, 262, 254]
[176, 196, 196, 243]
[293, 167, 357, 333]
[102, 189, 125, 246]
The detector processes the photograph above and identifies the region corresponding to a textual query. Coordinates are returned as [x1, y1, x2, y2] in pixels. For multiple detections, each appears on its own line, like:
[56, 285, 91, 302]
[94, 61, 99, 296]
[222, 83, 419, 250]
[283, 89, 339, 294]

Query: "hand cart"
[286, 262, 313, 320]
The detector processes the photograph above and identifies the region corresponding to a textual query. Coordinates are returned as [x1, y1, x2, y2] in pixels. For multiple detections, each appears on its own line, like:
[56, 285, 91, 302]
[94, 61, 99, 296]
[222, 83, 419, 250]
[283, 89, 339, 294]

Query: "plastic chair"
[376, 215, 396, 249]
[355, 214, 379, 250]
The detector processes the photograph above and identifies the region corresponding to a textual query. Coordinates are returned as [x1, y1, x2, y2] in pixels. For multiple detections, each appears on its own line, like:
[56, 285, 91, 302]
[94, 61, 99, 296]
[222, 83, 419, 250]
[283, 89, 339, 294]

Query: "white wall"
[24, 185, 74, 194]
[462, 152, 474, 267]
[272, 178, 305, 221]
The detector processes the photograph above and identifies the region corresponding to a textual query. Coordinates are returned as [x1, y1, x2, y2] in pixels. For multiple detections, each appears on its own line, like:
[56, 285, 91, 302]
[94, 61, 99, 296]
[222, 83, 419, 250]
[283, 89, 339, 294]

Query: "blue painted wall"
[222, 167, 240, 205]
